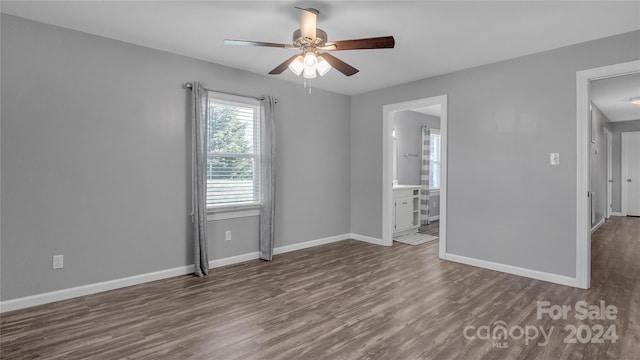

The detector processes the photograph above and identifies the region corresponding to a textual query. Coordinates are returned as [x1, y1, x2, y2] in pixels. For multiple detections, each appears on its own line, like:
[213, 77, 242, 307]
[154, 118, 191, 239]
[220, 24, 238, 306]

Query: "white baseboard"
[429, 215, 440, 222]
[210, 233, 350, 267]
[443, 253, 578, 288]
[350, 233, 387, 246]
[0, 234, 351, 313]
[0, 264, 195, 313]
[274, 234, 349, 255]
[209, 252, 259, 268]
[610, 212, 624, 216]
[591, 218, 605, 233]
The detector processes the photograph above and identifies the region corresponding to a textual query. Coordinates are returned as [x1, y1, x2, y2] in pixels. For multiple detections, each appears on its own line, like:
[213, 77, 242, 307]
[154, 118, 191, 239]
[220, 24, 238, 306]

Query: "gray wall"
[393, 111, 440, 185]
[610, 120, 640, 212]
[350, 30, 640, 278]
[0, 15, 351, 301]
[589, 105, 610, 226]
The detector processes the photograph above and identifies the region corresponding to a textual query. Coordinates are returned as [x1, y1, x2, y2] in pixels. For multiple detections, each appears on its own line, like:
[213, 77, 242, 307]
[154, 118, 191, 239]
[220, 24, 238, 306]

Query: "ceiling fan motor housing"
[293, 28, 328, 49]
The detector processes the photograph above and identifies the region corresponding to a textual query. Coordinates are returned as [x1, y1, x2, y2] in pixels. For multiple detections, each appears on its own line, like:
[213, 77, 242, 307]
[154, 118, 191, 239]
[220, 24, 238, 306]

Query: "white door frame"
[621, 131, 640, 216]
[605, 127, 612, 219]
[382, 95, 448, 258]
[576, 60, 640, 289]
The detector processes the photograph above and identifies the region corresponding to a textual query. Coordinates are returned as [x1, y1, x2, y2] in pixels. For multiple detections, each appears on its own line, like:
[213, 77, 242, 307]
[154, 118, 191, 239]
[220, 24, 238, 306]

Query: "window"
[206, 93, 261, 209]
[429, 129, 441, 190]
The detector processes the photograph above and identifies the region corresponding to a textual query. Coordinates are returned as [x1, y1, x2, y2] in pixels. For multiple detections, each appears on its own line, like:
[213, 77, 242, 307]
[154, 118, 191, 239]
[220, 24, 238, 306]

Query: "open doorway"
[576, 60, 640, 289]
[392, 108, 441, 245]
[592, 72, 640, 220]
[382, 95, 447, 258]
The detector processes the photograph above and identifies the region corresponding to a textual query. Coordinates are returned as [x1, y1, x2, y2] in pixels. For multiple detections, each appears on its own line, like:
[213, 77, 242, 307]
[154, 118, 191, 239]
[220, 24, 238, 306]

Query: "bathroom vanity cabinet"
[393, 185, 420, 236]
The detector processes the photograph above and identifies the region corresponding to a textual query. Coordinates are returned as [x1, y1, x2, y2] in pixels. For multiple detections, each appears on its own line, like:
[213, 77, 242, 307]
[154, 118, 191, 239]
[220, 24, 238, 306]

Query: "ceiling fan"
[224, 7, 395, 80]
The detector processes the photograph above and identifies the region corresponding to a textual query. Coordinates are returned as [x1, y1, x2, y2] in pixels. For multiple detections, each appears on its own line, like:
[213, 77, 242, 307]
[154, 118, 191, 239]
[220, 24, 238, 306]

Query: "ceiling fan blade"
[319, 53, 359, 77]
[321, 36, 395, 51]
[296, 7, 318, 41]
[224, 39, 296, 49]
[268, 54, 302, 75]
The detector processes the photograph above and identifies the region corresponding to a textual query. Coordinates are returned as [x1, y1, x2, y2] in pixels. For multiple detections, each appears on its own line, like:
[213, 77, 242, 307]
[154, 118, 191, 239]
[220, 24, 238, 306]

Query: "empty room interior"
[1, 1, 640, 359]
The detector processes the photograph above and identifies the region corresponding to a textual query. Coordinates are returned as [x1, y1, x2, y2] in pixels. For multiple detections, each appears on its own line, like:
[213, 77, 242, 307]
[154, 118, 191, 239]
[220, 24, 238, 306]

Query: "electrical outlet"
[225, 230, 232, 241]
[53, 255, 64, 269]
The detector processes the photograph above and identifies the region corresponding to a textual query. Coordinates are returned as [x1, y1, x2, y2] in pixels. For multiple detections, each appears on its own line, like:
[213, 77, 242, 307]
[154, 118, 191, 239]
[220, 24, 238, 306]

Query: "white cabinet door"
[395, 197, 414, 232]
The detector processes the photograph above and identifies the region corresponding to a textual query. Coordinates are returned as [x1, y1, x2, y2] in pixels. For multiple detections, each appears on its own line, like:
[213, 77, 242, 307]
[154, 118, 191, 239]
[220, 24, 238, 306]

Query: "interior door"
[622, 131, 640, 216]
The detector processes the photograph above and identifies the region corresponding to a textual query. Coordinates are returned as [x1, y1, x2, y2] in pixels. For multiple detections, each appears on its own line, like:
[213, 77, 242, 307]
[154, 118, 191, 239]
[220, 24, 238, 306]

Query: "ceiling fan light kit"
[316, 56, 331, 76]
[303, 52, 319, 79]
[288, 55, 304, 76]
[224, 7, 395, 91]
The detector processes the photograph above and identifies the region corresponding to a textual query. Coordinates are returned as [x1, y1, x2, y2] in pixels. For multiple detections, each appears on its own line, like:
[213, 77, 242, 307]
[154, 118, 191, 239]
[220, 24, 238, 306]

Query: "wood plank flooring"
[1, 216, 638, 359]
[419, 220, 439, 237]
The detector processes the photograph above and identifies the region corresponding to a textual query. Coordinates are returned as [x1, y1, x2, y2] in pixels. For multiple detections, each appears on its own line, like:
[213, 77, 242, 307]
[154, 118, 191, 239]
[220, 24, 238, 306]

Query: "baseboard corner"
[591, 218, 605, 233]
[349, 233, 387, 246]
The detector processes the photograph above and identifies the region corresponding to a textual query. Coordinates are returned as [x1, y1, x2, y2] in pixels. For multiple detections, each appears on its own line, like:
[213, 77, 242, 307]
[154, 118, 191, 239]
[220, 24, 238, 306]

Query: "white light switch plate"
[550, 153, 560, 165]
[53, 255, 64, 269]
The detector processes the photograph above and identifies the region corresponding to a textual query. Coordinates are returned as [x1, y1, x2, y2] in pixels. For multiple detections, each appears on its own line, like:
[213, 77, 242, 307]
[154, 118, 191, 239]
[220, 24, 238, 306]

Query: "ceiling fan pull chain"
[303, 78, 312, 93]
[304, 78, 312, 94]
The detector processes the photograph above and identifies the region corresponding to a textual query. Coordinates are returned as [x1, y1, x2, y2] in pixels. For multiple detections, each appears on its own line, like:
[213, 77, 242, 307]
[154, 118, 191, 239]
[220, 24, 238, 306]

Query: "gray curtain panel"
[259, 96, 277, 260]
[420, 126, 431, 225]
[191, 82, 209, 276]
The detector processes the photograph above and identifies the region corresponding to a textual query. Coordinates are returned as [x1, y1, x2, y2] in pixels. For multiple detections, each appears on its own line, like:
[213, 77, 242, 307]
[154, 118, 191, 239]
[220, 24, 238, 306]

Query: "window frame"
[205, 92, 262, 214]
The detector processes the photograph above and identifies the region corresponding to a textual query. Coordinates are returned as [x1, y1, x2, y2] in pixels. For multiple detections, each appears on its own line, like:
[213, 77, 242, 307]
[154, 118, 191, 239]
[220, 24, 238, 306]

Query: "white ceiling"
[412, 105, 441, 118]
[591, 73, 640, 122]
[1, 1, 639, 95]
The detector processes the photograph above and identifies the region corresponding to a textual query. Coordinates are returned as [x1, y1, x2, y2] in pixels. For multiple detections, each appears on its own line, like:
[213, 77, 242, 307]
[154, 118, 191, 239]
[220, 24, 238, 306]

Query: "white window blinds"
[206, 93, 261, 208]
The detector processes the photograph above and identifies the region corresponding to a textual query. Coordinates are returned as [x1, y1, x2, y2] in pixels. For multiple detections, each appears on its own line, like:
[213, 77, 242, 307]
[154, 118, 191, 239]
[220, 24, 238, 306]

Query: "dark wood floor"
[419, 220, 439, 237]
[1, 216, 638, 359]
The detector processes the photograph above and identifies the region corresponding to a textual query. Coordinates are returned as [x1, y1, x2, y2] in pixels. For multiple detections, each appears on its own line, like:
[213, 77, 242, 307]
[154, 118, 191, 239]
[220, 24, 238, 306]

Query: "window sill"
[207, 205, 261, 221]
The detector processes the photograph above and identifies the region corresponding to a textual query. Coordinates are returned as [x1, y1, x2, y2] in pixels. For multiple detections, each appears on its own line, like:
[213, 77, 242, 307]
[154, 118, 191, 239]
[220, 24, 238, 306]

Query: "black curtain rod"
[183, 83, 278, 103]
